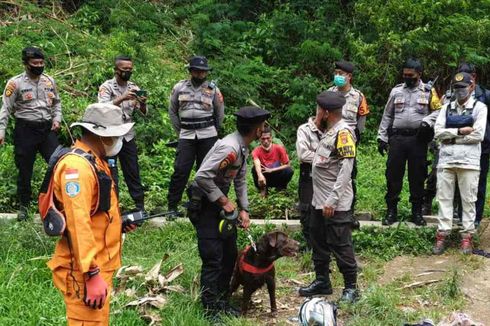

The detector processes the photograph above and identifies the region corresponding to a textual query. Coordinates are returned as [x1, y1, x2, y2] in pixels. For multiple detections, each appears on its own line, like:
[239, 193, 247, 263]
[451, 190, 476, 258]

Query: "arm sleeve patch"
[219, 151, 237, 170]
[336, 129, 356, 158]
[5, 81, 16, 97]
[358, 94, 369, 116]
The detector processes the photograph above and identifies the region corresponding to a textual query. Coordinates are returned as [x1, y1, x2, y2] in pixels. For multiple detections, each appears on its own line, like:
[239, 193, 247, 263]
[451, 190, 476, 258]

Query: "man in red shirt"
[252, 126, 294, 196]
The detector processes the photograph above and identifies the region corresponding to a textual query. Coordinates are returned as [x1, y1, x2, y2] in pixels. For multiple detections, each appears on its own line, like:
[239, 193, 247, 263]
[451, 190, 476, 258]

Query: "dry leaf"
[145, 254, 170, 283]
[161, 285, 185, 293]
[126, 295, 167, 309]
[164, 263, 184, 283]
[400, 279, 441, 289]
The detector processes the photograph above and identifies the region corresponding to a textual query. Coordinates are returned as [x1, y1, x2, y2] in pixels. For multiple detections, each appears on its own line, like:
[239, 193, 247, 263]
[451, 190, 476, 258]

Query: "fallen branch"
[400, 279, 442, 290]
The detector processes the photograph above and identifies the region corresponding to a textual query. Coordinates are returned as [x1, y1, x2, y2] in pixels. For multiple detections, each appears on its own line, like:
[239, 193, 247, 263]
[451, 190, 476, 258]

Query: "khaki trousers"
[436, 167, 479, 233]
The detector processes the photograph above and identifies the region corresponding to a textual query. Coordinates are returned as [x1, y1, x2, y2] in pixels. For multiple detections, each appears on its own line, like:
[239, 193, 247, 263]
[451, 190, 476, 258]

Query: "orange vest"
[47, 140, 122, 273]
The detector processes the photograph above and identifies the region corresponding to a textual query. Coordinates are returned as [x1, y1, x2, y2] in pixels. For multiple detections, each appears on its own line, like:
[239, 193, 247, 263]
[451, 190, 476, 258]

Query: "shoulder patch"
[216, 89, 224, 103]
[219, 151, 237, 170]
[5, 81, 16, 97]
[336, 129, 356, 158]
[64, 168, 79, 180]
[65, 181, 81, 198]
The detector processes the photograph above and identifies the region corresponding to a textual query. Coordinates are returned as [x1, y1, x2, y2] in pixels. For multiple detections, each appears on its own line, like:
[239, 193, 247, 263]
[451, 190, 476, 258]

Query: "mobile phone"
[135, 90, 147, 97]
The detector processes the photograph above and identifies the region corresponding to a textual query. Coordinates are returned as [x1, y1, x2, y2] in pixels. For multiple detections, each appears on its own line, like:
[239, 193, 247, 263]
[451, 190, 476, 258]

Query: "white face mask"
[102, 137, 123, 157]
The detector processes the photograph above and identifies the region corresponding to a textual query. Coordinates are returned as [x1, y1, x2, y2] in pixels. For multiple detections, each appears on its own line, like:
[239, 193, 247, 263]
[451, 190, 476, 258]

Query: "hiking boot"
[167, 206, 183, 221]
[411, 206, 427, 226]
[340, 288, 359, 304]
[299, 278, 333, 297]
[432, 231, 448, 255]
[382, 207, 397, 226]
[460, 233, 473, 255]
[17, 205, 30, 222]
[215, 300, 240, 318]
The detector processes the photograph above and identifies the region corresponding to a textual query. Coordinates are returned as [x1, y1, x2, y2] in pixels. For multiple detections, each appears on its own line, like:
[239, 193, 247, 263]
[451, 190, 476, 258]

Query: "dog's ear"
[268, 232, 279, 248]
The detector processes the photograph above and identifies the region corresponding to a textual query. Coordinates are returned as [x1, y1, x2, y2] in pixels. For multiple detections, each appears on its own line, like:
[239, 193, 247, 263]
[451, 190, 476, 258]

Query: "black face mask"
[118, 70, 132, 81]
[28, 65, 44, 76]
[191, 76, 206, 86]
[404, 77, 418, 88]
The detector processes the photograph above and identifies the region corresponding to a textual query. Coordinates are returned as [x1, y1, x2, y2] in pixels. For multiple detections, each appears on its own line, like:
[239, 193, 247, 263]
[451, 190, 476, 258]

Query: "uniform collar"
[234, 131, 248, 156]
[307, 117, 324, 134]
[332, 85, 354, 97]
[73, 140, 105, 166]
[403, 80, 424, 92]
[455, 96, 476, 110]
[111, 77, 133, 88]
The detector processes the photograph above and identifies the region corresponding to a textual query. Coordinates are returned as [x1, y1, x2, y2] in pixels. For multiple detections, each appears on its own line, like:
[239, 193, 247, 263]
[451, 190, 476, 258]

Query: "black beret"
[316, 91, 346, 111]
[188, 56, 212, 71]
[452, 72, 473, 87]
[22, 47, 44, 62]
[335, 60, 354, 73]
[234, 106, 270, 123]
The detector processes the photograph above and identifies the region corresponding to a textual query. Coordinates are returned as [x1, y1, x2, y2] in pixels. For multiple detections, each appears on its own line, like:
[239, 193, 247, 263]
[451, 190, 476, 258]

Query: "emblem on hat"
[455, 73, 464, 82]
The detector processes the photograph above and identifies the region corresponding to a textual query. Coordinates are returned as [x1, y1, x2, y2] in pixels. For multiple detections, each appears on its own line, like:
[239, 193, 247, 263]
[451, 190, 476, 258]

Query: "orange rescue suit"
[47, 140, 122, 325]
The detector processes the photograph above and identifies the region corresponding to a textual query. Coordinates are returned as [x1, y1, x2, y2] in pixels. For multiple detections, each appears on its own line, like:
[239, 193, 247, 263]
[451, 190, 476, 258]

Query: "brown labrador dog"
[230, 231, 299, 315]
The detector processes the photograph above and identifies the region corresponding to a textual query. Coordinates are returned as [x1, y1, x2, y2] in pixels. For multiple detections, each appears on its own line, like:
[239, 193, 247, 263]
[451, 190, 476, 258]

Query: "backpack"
[38, 145, 113, 236]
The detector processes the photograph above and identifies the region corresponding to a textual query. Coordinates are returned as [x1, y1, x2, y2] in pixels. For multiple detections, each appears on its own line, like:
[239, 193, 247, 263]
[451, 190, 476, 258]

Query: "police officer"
[328, 60, 369, 224]
[189, 106, 269, 318]
[377, 58, 441, 226]
[98, 55, 147, 210]
[447, 63, 490, 227]
[432, 72, 487, 254]
[296, 107, 326, 248]
[298, 91, 359, 303]
[0, 46, 62, 221]
[168, 56, 225, 214]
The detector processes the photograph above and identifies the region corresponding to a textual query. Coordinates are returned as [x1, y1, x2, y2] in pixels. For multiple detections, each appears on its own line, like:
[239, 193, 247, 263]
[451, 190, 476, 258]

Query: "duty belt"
[15, 118, 52, 129]
[390, 128, 418, 136]
[181, 116, 215, 130]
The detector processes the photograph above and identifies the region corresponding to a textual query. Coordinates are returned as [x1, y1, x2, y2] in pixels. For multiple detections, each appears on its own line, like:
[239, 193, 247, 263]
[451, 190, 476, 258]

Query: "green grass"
[0, 218, 475, 326]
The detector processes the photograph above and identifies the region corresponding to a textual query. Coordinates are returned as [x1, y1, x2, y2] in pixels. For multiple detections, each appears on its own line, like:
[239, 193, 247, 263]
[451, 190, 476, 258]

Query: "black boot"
[382, 207, 397, 225]
[411, 205, 427, 226]
[299, 276, 333, 297]
[17, 204, 30, 222]
[340, 288, 359, 304]
[422, 197, 433, 216]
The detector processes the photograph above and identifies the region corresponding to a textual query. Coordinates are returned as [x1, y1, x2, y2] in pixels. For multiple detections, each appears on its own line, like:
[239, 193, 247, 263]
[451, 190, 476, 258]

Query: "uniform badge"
[454, 73, 464, 82]
[336, 130, 356, 158]
[65, 181, 81, 198]
[219, 152, 237, 170]
[216, 90, 224, 104]
[5, 82, 16, 97]
[65, 168, 79, 180]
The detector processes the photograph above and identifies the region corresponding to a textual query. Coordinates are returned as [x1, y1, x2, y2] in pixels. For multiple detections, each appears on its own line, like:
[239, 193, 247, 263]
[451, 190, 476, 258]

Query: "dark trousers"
[251, 166, 294, 190]
[14, 119, 58, 206]
[192, 198, 237, 307]
[423, 143, 439, 206]
[298, 163, 313, 248]
[476, 153, 489, 223]
[309, 209, 357, 288]
[385, 134, 427, 209]
[168, 137, 217, 209]
[109, 138, 144, 209]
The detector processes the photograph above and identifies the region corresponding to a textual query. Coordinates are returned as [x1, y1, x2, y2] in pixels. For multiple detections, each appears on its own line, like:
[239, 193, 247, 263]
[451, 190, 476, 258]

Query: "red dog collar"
[239, 246, 274, 275]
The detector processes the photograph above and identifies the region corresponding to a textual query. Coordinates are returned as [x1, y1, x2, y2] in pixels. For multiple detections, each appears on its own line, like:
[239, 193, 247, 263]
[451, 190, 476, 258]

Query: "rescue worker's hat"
[71, 103, 134, 137]
[335, 60, 354, 74]
[234, 106, 271, 124]
[316, 91, 346, 111]
[188, 56, 212, 71]
[22, 46, 44, 63]
[452, 72, 473, 88]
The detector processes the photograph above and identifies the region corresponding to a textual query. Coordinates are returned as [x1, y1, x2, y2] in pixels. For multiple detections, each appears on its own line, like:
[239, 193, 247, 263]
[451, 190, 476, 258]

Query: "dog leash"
[245, 230, 257, 252]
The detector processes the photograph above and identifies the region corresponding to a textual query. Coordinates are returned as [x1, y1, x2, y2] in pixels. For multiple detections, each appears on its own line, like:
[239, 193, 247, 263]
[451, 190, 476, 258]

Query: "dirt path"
[379, 220, 490, 325]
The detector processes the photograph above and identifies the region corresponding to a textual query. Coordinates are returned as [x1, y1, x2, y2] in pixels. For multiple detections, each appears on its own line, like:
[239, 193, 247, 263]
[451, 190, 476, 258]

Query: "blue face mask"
[334, 74, 347, 87]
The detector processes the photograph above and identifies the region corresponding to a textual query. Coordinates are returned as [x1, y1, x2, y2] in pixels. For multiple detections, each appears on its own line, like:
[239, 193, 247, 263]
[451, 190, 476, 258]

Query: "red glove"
[83, 267, 108, 309]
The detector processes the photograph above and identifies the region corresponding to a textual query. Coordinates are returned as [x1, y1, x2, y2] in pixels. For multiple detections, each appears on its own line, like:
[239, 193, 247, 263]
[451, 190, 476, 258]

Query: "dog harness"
[239, 246, 274, 275]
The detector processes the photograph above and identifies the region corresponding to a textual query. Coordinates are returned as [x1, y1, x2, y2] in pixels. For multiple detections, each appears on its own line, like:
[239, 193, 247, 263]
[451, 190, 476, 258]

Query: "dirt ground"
[240, 221, 490, 325]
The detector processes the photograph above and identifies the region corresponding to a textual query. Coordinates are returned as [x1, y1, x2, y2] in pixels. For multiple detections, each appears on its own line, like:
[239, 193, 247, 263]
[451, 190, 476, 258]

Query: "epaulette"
[208, 80, 217, 90]
[394, 83, 404, 88]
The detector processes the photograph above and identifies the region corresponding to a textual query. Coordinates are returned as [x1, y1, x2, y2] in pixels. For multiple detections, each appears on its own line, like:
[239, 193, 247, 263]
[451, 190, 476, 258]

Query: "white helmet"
[298, 297, 337, 326]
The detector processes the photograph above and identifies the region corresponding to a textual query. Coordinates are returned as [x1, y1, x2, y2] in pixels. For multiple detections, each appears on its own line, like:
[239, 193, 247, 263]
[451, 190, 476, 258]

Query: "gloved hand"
[84, 267, 108, 309]
[377, 139, 388, 156]
[417, 121, 434, 143]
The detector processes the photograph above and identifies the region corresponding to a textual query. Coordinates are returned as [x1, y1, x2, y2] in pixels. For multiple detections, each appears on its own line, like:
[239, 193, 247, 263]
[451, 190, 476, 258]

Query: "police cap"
[22, 47, 44, 63]
[316, 91, 346, 111]
[188, 56, 212, 71]
[452, 72, 473, 88]
[234, 106, 270, 124]
[457, 62, 476, 74]
[335, 60, 354, 74]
